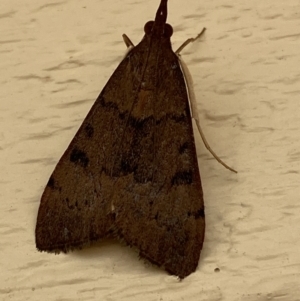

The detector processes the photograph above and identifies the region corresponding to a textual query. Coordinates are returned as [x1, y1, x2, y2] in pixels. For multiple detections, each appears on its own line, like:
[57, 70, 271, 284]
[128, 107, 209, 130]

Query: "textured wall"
[1, 0, 299, 300]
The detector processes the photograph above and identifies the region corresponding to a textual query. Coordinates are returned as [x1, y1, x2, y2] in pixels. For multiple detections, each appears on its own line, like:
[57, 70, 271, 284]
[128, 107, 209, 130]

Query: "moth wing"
[36, 38, 205, 278]
[111, 43, 205, 278]
[35, 45, 148, 252]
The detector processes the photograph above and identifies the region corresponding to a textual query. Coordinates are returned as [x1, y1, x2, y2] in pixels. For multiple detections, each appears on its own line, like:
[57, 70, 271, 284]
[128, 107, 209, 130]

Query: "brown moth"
[36, 0, 205, 279]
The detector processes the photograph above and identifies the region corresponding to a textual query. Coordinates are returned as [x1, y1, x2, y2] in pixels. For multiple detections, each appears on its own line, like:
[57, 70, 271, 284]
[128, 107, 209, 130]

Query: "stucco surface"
[1, 0, 299, 300]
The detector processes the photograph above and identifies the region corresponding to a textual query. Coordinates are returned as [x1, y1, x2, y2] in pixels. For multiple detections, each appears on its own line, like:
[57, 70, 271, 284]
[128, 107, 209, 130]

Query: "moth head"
[144, 21, 173, 38]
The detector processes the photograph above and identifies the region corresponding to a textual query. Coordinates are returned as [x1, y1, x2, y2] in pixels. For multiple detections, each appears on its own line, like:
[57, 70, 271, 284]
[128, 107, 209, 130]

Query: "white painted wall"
[1, 0, 299, 300]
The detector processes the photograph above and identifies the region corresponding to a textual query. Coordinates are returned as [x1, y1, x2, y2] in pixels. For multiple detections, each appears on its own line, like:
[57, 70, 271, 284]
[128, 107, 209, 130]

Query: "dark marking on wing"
[179, 142, 189, 154]
[84, 124, 94, 138]
[171, 170, 193, 185]
[47, 176, 55, 189]
[188, 208, 205, 219]
[69, 147, 89, 167]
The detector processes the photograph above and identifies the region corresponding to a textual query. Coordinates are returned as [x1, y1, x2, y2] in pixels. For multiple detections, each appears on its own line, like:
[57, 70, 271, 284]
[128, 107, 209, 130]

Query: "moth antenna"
[177, 37, 237, 174]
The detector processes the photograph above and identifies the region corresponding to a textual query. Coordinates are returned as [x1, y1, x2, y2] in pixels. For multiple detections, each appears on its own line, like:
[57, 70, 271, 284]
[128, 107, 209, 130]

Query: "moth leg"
[175, 27, 206, 54]
[122, 34, 135, 48]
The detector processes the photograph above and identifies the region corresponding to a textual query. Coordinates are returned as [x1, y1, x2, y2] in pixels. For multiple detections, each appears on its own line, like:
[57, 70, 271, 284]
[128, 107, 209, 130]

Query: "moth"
[36, 0, 205, 279]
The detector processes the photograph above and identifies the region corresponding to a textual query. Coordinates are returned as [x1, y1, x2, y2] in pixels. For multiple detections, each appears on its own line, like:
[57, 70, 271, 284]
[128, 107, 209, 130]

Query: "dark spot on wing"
[46, 176, 61, 191]
[70, 147, 89, 168]
[47, 176, 55, 189]
[99, 96, 118, 110]
[170, 113, 186, 123]
[85, 123, 94, 138]
[179, 142, 189, 154]
[121, 158, 136, 173]
[119, 112, 126, 120]
[171, 170, 193, 185]
[195, 208, 205, 219]
[188, 208, 205, 219]
[64, 198, 74, 209]
[63, 198, 84, 210]
[128, 115, 153, 130]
